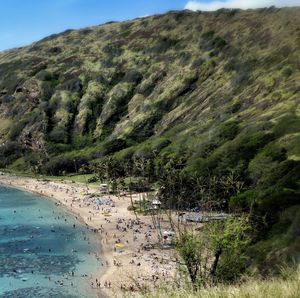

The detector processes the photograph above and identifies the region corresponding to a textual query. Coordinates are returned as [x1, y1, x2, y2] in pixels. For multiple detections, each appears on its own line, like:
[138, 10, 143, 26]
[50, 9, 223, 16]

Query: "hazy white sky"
[185, 0, 300, 11]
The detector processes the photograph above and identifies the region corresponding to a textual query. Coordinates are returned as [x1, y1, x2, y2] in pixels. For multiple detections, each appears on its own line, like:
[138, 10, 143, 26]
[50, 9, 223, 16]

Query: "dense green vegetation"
[0, 7, 299, 280]
[139, 265, 300, 298]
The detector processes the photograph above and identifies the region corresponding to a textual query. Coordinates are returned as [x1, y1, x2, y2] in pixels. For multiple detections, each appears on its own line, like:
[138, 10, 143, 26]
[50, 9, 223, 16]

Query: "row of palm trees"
[77, 154, 245, 214]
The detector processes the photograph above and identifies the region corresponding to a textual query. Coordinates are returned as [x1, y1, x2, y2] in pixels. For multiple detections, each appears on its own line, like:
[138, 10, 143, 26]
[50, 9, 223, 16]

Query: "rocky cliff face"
[0, 7, 299, 173]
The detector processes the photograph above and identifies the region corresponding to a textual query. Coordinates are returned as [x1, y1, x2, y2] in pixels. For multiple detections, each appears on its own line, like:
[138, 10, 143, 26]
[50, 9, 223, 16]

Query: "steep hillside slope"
[0, 7, 299, 176]
[0, 7, 300, 272]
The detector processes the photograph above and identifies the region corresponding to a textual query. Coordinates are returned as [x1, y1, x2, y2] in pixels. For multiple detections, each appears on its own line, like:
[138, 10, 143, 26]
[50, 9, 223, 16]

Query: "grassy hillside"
[0, 7, 299, 168]
[139, 265, 300, 298]
[0, 6, 299, 281]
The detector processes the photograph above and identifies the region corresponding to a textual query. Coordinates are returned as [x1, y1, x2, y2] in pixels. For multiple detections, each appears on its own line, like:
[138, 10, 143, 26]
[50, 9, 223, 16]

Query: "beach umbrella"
[115, 243, 125, 249]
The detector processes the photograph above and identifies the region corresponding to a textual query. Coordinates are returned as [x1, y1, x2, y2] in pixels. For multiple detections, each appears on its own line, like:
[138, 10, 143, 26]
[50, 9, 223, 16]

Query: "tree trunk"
[210, 248, 222, 278]
[187, 262, 198, 289]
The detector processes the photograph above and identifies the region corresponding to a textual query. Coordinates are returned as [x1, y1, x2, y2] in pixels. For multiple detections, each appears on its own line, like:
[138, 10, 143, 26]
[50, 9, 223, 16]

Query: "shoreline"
[0, 173, 176, 297]
[0, 177, 107, 298]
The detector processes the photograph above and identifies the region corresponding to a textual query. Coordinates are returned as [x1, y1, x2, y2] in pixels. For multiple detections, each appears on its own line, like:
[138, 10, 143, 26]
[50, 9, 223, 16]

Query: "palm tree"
[125, 159, 138, 220]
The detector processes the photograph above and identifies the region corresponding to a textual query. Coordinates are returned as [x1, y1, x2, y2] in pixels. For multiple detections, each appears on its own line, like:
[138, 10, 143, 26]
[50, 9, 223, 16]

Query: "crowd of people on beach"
[4, 176, 176, 295]
[91, 278, 112, 289]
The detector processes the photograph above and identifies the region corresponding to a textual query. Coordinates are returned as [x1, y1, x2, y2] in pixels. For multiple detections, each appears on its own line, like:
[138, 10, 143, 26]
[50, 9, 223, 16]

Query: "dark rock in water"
[3, 286, 76, 298]
[0, 255, 79, 278]
[0, 186, 100, 297]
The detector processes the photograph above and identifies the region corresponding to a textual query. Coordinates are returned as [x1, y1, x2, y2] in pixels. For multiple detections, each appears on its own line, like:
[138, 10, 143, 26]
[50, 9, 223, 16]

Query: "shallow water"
[0, 185, 102, 298]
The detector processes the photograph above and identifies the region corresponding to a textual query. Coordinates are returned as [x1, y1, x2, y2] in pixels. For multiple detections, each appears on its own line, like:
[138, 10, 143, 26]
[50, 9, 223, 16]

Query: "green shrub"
[150, 36, 179, 53]
[102, 138, 128, 155]
[46, 142, 72, 154]
[8, 120, 28, 140]
[35, 70, 53, 81]
[273, 114, 300, 137]
[24, 151, 42, 166]
[282, 65, 293, 77]
[87, 176, 98, 183]
[217, 120, 239, 141]
[43, 156, 88, 175]
[229, 190, 256, 211]
[0, 141, 22, 167]
[122, 69, 143, 84]
[8, 111, 42, 140]
[48, 127, 69, 144]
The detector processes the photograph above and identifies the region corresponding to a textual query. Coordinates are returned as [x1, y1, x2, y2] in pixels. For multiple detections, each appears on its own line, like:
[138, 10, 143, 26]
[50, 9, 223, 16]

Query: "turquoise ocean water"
[0, 185, 102, 298]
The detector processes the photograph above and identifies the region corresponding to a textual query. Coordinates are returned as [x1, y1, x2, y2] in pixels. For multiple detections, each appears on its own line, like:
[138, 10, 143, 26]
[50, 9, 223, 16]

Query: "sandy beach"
[0, 173, 177, 297]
